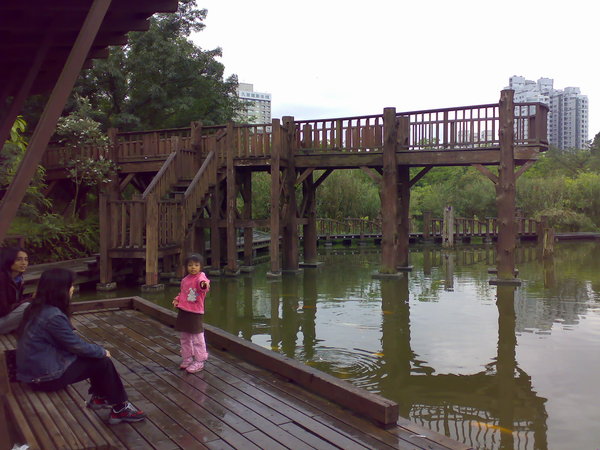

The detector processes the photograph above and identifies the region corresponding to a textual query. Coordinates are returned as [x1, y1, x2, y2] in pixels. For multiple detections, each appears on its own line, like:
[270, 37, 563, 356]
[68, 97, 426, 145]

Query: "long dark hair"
[18, 268, 75, 335]
[0, 247, 27, 272]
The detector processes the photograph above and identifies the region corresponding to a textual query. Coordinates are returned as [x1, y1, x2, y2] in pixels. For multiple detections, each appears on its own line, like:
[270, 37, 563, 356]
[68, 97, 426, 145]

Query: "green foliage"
[55, 96, 117, 217]
[316, 170, 380, 220]
[533, 208, 595, 232]
[0, 116, 50, 216]
[10, 214, 100, 263]
[74, 0, 242, 130]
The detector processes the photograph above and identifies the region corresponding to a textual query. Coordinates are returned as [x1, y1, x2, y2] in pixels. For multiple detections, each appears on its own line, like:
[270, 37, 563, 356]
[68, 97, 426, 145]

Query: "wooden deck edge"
[71, 297, 135, 314]
[128, 296, 399, 427]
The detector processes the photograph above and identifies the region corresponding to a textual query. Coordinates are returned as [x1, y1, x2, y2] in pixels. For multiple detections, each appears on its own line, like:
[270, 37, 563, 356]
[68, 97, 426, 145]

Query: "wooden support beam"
[397, 118, 411, 269]
[225, 122, 238, 274]
[314, 169, 333, 189]
[302, 174, 318, 265]
[269, 119, 282, 275]
[0, 0, 112, 242]
[496, 89, 517, 280]
[144, 193, 159, 286]
[295, 168, 314, 186]
[380, 107, 398, 274]
[281, 116, 298, 271]
[515, 160, 535, 179]
[118, 173, 135, 192]
[409, 166, 432, 187]
[360, 166, 382, 185]
[473, 164, 499, 184]
[241, 170, 253, 266]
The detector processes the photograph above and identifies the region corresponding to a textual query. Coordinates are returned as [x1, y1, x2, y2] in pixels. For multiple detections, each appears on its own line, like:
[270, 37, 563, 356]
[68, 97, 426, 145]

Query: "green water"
[78, 241, 600, 450]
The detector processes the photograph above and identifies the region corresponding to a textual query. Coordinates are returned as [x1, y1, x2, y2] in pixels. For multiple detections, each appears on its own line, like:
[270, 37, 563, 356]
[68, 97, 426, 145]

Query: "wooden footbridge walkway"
[36, 90, 548, 287]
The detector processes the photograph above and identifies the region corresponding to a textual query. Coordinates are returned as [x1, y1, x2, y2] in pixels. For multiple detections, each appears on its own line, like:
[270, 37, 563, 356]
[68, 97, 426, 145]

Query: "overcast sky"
[192, 0, 598, 139]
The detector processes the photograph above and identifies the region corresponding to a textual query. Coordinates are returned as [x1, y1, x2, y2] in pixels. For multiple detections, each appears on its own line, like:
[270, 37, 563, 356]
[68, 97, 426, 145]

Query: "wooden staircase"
[98, 134, 221, 288]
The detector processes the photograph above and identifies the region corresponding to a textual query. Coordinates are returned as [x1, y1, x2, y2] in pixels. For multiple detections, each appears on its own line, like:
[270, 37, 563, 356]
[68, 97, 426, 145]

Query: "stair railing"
[182, 149, 217, 228]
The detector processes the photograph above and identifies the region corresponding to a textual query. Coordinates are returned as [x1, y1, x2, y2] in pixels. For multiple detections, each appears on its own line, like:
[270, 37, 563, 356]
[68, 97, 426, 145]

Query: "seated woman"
[16, 268, 146, 424]
[0, 247, 31, 334]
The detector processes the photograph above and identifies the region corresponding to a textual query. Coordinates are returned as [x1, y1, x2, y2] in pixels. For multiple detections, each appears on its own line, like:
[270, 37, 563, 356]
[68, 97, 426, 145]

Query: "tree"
[73, 0, 242, 131]
[0, 116, 49, 217]
[55, 96, 117, 217]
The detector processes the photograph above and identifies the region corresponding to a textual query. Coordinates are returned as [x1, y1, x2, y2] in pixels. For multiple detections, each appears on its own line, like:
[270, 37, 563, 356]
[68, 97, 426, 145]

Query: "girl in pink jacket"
[172, 254, 210, 373]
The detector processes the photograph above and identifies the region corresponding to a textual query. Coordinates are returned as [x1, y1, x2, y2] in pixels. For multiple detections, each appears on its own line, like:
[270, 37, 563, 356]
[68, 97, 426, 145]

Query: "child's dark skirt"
[175, 309, 204, 333]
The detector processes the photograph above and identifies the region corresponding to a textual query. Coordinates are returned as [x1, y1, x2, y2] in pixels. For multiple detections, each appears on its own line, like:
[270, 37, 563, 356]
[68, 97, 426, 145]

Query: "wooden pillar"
[191, 120, 203, 160]
[281, 116, 298, 271]
[269, 119, 282, 276]
[302, 173, 318, 265]
[396, 117, 410, 269]
[496, 89, 517, 279]
[144, 193, 159, 286]
[97, 193, 114, 289]
[210, 179, 221, 270]
[0, 0, 112, 242]
[225, 122, 238, 274]
[380, 107, 398, 274]
[241, 170, 254, 266]
[423, 211, 432, 240]
[442, 206, 454, 247]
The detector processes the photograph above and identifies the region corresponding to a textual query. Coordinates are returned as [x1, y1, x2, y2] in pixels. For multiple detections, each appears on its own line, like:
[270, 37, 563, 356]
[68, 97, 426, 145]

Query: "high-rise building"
[507, 75, 589, 151]
[236, 83, 272, 124]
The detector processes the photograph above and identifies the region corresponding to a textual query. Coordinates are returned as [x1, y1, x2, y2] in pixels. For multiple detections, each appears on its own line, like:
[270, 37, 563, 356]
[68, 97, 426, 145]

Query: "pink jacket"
[175, 272, 210, 314]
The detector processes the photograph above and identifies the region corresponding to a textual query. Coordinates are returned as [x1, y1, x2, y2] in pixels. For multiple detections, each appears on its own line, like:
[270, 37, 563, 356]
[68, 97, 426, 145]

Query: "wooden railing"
[314, 218, 382, 238]
[41, 101, 548, 168]
[182, 150, 217, 227]
[427, 216, 538, 239]
[295, 114, 385, 152]
[142, 141, 197, 200]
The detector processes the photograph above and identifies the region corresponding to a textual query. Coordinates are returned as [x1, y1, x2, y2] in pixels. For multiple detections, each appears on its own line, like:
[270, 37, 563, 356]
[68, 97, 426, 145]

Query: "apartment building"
[236, 82, 272, 125]
[507, 75, 589, 151]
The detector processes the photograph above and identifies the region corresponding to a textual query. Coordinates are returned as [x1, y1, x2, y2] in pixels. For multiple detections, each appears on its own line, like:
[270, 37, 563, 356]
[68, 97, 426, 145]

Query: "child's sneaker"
[186, 361, 204, 373]
[86, 395, 111, 410]
[108, 401, 146, 425]
[179, 357, 193, 370]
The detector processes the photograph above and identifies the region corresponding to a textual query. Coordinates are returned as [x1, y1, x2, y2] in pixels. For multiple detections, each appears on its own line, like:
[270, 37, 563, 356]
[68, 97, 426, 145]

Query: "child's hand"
[200, 281, 207, 290]
[172, 297, 179, 307]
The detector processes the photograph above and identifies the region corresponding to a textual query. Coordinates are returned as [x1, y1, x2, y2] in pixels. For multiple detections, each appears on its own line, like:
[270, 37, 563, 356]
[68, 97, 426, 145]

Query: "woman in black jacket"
[0, 246, 30, 334]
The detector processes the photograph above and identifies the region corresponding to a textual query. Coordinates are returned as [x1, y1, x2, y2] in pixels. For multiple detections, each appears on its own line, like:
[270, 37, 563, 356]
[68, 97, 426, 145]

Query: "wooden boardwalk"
[3, 299, 468, 450]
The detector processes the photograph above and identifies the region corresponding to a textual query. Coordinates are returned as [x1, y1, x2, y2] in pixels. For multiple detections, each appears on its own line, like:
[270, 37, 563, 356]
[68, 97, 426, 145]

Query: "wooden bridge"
[38, 91, 548, 287]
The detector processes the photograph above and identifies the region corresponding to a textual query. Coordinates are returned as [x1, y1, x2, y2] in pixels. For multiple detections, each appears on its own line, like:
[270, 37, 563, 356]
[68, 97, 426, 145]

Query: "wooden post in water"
[423, 211, 432, 241]
[241, 170, 254, 267]
[97, 193, 115, 290]
[397, 117, 411, 270]
[269, 119, 282, 276]
[442, 206, 454, 247]
[225, 122, 238, 275]
[210, 175, 221, 271]
[380, 107, 398, 274]
[302, 173, 318, 265]
[496, 89, 517, 280]
[144, 193, 160, 287]
[542, 227, 555, 258]
[281, 116, 299, 271]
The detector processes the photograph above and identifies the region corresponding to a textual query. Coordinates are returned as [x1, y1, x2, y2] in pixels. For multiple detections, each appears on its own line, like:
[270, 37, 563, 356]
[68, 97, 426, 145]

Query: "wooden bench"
[0, 336, 120, 449]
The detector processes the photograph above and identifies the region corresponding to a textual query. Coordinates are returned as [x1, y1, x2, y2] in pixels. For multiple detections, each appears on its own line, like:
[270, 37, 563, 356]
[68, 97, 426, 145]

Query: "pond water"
[79, 240, 600, 450]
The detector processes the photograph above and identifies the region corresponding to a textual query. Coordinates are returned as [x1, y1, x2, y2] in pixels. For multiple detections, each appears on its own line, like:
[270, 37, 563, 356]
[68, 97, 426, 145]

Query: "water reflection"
[78, 241, 600, 449]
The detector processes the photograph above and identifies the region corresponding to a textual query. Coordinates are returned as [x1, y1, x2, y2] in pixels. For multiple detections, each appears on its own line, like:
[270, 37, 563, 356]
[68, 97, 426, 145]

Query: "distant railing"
[42, 102, 548, 166]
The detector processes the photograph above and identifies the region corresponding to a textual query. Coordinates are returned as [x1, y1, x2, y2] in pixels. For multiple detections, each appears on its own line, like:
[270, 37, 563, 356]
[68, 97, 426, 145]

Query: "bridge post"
[397, 117, 411, 270]
[268, 119, 282, 277]
[241, 170, 254, 267]
[494, 89, 518, 283]
[281, 116, 299, 272]
[302, 174, 318, 265]
[225, 122, 239, 275]
[379, 107, 398, 274]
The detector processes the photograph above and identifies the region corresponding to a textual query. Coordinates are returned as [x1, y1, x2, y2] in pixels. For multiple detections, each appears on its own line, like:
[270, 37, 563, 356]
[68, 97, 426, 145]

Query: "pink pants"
[180, 332, 208, 362]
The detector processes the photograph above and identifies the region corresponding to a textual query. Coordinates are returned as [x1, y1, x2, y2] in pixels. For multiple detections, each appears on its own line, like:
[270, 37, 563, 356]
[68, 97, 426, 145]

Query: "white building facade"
[236, 83, 272, 124]
[507, 76, 589, 151]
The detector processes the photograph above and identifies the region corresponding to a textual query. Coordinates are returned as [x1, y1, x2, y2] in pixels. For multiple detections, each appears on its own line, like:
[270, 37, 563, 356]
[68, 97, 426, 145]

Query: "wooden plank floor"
[39, 308, 467, 450]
